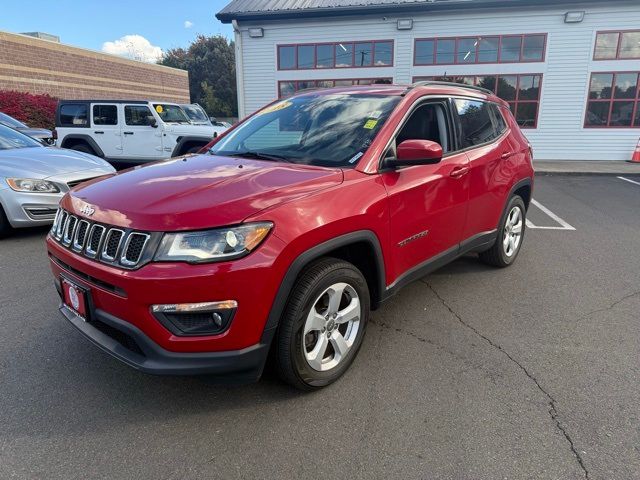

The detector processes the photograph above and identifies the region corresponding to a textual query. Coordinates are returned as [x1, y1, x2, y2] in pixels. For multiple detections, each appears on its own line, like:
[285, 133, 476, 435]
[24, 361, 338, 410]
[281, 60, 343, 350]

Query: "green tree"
[160, 35, 237, 117]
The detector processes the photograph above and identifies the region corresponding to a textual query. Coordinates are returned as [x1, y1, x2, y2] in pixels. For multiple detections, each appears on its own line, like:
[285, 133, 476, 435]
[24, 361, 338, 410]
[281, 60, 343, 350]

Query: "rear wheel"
[68, 143, 96, 155]
[479, 195, 526, 267]
[0, 205, 13, 238]
[275, 257, 370, 390]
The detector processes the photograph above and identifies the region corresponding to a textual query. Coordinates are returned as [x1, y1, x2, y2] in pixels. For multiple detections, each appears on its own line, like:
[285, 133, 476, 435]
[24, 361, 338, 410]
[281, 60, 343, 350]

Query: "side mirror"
[385, 139, 443, 169]
[148, 116, 158, 128]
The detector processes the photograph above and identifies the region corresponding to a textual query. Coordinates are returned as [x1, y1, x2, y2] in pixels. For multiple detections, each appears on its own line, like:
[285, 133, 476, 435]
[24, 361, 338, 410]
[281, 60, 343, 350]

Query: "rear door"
[121, 104, 163, 159]
[381, 99, 470, 281]
[453, 99, 512, 239]
[91, 103, 122, 157]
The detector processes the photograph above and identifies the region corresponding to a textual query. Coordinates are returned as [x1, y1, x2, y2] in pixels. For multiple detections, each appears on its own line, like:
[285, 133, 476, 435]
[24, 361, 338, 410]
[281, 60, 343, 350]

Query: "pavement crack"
[421, 280, 589, 480]
[579, 290, 640, 319]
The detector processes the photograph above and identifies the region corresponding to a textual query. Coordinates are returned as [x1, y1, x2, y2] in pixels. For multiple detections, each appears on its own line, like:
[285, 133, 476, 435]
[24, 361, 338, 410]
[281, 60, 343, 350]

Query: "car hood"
[0, 146, 114, 179]
[63, 154, 343, 231]
[19, 127, 52, 139]
[165, 123, 220, 137]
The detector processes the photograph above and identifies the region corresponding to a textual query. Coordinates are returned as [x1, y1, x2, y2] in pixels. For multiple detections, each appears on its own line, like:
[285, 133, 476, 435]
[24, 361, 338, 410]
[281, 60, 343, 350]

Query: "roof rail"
[405, 81, 494, 96]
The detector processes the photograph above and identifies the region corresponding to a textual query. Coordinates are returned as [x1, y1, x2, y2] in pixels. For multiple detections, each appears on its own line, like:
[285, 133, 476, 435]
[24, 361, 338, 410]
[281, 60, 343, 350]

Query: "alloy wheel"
[503, 206, 523, 257]
[302, 282, 361, 372]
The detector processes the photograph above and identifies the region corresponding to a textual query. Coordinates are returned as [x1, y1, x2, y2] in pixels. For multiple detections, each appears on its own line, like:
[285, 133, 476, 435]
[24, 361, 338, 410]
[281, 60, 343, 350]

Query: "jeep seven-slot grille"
[51, 209, 152, 269]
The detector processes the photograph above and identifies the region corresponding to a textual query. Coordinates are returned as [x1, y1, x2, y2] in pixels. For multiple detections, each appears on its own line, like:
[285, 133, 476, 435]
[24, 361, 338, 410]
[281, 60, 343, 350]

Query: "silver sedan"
[0, 124, 115, 237]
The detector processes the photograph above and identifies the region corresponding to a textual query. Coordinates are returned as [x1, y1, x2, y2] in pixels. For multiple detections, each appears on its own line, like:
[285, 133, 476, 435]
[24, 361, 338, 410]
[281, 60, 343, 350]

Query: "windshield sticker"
[348, 152, 364, 164]
[260, 101, 292, 115]
[363, 119, 378, 130]
[155, 105, 163, 113]
[368, 110, 382, 119]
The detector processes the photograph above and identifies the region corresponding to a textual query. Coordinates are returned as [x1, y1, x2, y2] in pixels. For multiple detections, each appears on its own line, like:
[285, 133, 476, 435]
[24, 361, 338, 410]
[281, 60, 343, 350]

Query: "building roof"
[216, 0, 610, 23]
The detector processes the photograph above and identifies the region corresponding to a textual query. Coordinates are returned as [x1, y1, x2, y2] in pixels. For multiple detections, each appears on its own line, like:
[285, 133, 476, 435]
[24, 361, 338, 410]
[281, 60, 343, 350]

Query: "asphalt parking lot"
[1, 174, 639, 480]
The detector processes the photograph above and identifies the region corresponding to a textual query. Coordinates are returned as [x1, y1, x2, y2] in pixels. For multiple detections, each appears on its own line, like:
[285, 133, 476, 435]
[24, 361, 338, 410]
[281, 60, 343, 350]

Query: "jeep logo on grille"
[80, 204, 95, 216]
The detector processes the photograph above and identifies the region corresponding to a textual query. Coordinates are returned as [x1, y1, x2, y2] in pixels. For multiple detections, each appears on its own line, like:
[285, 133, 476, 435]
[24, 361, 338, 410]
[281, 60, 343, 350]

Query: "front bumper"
[58, 302, 271, 380]
[47, 231, 289, 379]
[0, 188, 62, 227]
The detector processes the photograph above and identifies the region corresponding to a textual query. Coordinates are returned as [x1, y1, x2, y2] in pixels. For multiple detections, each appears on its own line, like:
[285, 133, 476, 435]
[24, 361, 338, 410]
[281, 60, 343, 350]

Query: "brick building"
[0, 31, 189, 103]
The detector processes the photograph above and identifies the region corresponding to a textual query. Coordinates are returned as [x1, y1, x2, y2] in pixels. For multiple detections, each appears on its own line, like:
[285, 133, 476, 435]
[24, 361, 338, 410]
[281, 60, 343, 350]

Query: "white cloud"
[184, 20, 194, 28]
[102, 35, 163, 63]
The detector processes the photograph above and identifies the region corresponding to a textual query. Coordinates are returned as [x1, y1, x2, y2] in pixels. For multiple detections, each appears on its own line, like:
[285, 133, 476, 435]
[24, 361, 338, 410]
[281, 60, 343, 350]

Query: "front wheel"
[479, 195, 526, 267]
[275, 258, 370, 390]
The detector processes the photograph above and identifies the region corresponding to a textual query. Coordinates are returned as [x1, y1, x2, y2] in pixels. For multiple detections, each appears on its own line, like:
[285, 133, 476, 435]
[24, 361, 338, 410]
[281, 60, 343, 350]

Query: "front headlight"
[6, 178, 60, 193]
[154, 222, 273, 263]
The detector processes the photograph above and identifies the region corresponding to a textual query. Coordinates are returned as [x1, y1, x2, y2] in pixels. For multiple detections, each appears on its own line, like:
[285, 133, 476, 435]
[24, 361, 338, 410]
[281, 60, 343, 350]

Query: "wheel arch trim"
[171, 135, 214, 157]
[59, 134, 105, 158]
[260, 230, 386, 343]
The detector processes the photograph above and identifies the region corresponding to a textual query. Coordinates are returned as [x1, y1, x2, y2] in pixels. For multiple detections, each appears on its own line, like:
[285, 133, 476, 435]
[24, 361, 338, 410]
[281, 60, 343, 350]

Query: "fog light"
[151, 301, 237, 336]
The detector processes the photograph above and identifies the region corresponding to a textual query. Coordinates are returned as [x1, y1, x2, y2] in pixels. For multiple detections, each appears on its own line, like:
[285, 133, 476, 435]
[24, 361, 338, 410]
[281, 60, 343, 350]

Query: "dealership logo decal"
[80, 204, 95, 216]
[69, 287, 80, 311]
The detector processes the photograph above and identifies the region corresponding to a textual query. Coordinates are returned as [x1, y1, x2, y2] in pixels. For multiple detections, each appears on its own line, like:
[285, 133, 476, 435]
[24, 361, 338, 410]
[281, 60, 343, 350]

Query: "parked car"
[55, 100, 222, 165]
[181, 103, 229, 132]
[0, 124, 115, 237]
[0, 111, 55, 145]
[46, 82, 533, 390]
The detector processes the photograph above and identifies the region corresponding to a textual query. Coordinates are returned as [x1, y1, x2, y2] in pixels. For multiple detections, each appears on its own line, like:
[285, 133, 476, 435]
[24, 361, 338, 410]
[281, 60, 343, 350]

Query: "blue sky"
[1, 0, 234, 60]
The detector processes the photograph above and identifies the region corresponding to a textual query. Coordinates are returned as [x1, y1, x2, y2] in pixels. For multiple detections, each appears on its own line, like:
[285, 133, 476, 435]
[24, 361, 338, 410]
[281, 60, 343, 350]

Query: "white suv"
[55, 100, 227, 165]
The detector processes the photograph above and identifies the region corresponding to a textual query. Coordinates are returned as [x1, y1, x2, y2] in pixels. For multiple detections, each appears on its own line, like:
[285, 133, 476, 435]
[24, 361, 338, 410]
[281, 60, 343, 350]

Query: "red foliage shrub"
[0, 91, 58, 130]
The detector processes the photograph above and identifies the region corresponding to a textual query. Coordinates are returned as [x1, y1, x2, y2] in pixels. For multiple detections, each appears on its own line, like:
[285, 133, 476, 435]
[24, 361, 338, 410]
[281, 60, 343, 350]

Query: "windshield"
[152, 104, 191, 124]
[181, 105, 210, 123]
[0, 112, 27, 129]
[0, 124, 42, 150]
[209, 93, 400, 168]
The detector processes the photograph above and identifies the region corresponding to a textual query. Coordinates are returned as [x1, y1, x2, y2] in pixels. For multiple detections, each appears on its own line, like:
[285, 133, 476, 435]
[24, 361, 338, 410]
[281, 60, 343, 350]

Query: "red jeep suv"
[47, 82, 533, 390]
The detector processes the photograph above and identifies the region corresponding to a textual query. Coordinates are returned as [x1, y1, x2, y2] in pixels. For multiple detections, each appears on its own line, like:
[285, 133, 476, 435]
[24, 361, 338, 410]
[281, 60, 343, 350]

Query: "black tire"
[69, 143, 96, 155]
[479, 195, 527, 268]
[275, 257, 370, 391]
[185, 145, 204, 154]
[0, 205, 13, 239]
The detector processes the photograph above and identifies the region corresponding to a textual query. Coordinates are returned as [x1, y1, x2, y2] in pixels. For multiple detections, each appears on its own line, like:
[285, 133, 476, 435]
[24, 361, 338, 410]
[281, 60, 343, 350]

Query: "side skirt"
[380, 229, 497, 303]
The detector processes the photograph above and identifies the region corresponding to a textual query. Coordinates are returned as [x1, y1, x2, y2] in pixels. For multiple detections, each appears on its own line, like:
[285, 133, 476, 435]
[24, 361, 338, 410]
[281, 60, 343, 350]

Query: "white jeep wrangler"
[55, 100, 227, 165]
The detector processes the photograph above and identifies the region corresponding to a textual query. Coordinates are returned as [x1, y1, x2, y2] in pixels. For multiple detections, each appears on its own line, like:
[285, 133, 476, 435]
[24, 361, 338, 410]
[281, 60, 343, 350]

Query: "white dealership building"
[218, 0, 640, 161]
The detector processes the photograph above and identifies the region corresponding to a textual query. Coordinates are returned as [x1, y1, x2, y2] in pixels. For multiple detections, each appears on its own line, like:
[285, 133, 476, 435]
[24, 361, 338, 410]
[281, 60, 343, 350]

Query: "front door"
[381, 100, 470, 282]
[122, 104, 163, 160]
[90, 104, 121, 157]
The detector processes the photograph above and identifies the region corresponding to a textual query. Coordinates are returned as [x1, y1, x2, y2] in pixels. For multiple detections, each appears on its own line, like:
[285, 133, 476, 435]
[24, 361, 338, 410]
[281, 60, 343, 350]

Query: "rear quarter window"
[59, 104, 88, 127]
[490, 104, 508, 134]
[454, 99, 499, 149]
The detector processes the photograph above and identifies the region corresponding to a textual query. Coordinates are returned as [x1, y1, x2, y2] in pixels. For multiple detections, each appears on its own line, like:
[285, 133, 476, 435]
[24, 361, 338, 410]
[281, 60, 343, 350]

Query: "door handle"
[123, 131, 134, 135]
[94, 131, 104, 134]
[450, 166, 470, 178]
[501, 151, 513, 159]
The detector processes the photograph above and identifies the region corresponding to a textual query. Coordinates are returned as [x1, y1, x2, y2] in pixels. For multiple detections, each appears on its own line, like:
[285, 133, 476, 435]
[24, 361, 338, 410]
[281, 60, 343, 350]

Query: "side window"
[93, 105, 118, 126]
[489, 104, 508, 134]
[454, 99, 498, 149]
[394, 102, 451, 153]
[60, 104, 88, 127]
[125, 106, 154, 126]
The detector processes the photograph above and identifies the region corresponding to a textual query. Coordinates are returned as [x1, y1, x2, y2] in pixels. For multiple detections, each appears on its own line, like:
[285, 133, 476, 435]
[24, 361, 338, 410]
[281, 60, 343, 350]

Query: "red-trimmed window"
[277, 41, 394, 70]
[585, 72, 640, 128]
[278, 78, 393, 97]
[413, 74, 543, 128]
[414, 34, 546, 66]
[594, 31, 640, 60]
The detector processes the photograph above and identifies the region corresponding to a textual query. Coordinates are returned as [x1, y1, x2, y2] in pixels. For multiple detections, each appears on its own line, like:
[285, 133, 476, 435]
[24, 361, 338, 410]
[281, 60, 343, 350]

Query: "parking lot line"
[617, 176, 640, 187]
[526, 199, 576, 231]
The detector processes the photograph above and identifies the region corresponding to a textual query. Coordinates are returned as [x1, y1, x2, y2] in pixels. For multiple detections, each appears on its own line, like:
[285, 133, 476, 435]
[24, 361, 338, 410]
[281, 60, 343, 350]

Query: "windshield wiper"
[225, 151, 293, 163]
